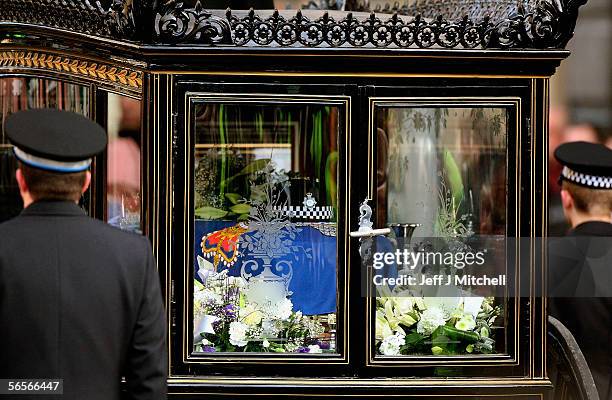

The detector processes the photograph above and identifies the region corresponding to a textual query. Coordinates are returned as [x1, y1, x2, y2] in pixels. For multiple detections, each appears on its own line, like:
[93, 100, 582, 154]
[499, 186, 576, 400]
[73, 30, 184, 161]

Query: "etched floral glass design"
[374, 107, 508, 356]
[192, 102, 340, 354]
[0, 78, 90, 222]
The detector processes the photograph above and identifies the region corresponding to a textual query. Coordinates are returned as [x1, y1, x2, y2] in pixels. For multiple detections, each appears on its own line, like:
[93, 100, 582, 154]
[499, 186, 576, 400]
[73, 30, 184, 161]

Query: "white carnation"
[276, 298, 293, 320]
[308, 345, 322, 354]
[379, 332, 405, 356]
[229, 321, 249, 347]
[416, 306, 447, 336]
[256, 298, 294, 321]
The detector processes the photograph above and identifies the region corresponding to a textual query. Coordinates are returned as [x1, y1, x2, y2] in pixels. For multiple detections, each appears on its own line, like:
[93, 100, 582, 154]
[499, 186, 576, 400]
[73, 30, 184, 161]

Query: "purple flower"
[297, 347, 310, 353]
[317, 341, 331, 350]
[222, 304, 237, 318]
[202, 345, 216, 353]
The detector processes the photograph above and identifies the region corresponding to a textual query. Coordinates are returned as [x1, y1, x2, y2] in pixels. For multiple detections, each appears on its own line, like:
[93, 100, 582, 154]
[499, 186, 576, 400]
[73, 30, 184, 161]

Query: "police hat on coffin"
[554, 141, 612, 190]
[4, 109, 107, 173]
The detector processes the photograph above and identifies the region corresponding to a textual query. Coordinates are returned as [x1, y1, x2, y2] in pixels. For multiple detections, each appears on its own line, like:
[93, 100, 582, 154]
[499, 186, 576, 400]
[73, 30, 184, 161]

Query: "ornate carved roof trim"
[153, 0, 587, 49]
[0, 0, 136, 40]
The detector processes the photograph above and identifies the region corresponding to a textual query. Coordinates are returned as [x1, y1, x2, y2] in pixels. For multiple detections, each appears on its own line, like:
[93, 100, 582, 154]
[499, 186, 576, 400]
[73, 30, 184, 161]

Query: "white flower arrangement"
[193, 274, 334, 353]
[376, 296, 501, 356]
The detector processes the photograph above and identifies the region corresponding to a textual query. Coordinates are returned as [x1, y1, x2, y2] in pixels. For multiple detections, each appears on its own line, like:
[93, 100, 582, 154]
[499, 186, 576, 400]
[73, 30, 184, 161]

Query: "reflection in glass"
[192, 102, 340, 354]
[374, 107, 507, 356]
[106, 93, 142, 233]
[0, 78, 90, 222]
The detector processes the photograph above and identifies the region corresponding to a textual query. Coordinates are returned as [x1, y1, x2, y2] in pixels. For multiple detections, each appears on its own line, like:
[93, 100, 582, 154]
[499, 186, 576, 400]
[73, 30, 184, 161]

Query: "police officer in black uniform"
[0, 109, 167, 400]
[549, 141, 612, 400]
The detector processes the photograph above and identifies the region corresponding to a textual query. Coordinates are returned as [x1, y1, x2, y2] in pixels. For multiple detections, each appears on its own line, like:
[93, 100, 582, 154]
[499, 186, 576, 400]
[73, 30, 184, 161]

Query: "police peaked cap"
[5, 109, 107, 173]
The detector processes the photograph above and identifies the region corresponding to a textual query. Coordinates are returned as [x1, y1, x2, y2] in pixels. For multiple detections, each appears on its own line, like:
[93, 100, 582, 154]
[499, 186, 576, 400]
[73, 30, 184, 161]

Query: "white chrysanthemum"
[416, 306, 447, 336]
[379, 332, 405, 356]
[455, 314, 476, 331]
[308, 345, 322, 354]
[229, 321, 249, 347]
[275, 298, 293, 321]
[262, 339, 270, 348]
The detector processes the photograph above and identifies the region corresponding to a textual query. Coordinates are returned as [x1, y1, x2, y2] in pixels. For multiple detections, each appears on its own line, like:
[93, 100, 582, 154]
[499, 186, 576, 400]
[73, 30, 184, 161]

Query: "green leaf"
[229, 203, 251, 214]
[225, 193, 243, 205]
[436, 325, 479, 343]
[221, 158, 271, 187]
[404, 332, 425, 346]
[443, 150, 464, 205]
[325, 151, 339, 208]
[237, 213, 250, 221]
[239, 158, 271, 176]
[195, 206, 228, 220]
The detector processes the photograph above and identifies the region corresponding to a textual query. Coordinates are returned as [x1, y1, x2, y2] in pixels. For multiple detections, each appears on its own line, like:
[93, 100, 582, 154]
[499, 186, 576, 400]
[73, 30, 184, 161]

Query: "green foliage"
[224, 193, 242, 205]
[442, 150, 464, 206]
[220, 158, 271, 188]
[310, 110, 323, 177]
[436, 180, 470, 238]
[229, 203, 251, 215]
[400, 332, 427, 354]
[325, 151, 339, 210]
[195, 206, 228, 220]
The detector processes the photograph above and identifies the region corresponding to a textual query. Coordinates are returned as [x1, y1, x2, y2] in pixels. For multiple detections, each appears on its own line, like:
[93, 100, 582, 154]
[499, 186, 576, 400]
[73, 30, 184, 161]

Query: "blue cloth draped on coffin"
[371, 236, 399, 290]
[194, 220, 337, 315]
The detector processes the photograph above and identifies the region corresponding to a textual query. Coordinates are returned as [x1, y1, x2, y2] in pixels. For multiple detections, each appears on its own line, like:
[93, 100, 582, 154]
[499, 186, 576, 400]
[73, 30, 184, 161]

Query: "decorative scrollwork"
[221, 0, 585, 49]
[0, 0, 137, 40]
[154, 0, 232, 44]
[0, 50, 143, 90]
[488, 0, 587, 49]
[1, 0, 584, 49]
[221, 9, 495, 49]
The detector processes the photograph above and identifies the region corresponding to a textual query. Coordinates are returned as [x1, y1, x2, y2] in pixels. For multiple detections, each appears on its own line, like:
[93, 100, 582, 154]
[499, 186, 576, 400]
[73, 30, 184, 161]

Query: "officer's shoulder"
[0, 215, 30, 237]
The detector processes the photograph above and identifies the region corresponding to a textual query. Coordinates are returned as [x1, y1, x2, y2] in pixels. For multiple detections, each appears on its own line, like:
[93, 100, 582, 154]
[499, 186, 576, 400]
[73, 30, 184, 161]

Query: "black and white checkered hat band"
[273, 205, 334, 220]
[562, 166, 612, 189]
